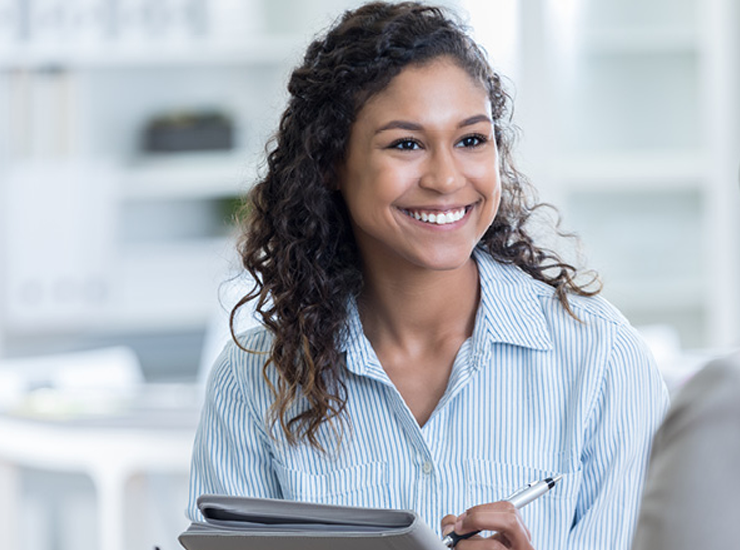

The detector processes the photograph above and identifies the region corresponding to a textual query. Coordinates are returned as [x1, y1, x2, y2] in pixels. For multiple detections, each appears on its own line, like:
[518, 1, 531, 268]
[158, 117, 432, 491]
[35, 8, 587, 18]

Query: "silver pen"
[441, 474, 564, 548]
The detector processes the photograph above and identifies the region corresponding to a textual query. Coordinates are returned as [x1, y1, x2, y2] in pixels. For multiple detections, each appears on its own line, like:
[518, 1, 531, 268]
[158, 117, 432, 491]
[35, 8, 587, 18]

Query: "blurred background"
[0, 0, 738, 549]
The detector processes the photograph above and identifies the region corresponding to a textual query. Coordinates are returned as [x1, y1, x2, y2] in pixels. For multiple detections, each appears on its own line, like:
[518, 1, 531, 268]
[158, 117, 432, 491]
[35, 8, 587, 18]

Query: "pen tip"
[545, 474, 564, 489]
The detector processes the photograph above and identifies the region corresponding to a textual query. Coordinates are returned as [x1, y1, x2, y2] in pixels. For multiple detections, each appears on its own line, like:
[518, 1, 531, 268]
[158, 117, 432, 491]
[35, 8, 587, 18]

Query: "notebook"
[179, 494, 448, 550]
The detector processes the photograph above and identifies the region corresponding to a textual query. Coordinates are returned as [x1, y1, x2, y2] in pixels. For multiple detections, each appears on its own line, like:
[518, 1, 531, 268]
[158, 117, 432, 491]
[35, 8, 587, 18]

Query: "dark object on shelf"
[143, 111, 234, 152]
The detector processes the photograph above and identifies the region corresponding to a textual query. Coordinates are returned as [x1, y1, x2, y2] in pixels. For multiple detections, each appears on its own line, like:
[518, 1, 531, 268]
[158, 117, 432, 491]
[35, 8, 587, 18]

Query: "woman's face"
[337, 56, 501, 275]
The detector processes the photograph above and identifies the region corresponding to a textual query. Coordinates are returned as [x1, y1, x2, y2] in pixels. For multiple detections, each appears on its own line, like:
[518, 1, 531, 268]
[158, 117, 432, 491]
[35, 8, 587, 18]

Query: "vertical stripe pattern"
[187, 249, 669, 549]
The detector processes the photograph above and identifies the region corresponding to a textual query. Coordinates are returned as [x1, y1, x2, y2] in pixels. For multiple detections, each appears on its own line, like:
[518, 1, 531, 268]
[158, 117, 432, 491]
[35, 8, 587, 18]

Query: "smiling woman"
[338, 58, 501, 275]
[186, 3, 670, 549]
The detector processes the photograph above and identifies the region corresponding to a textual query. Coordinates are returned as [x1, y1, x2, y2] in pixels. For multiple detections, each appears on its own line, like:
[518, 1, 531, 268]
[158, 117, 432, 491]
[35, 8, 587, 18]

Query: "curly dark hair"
[231, 1, 600, 451]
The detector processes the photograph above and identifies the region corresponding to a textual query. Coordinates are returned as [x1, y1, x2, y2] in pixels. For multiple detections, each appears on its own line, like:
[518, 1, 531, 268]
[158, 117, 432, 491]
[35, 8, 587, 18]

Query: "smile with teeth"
[400, 206, 469, 225]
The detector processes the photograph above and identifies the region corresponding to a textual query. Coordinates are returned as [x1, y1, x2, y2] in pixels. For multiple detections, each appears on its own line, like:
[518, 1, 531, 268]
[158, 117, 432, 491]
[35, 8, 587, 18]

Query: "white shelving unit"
[122, 151, 254, 199]
[516, 0, 739, 349]
[0, 0, 365, 359]
[0, 36, 303, 68]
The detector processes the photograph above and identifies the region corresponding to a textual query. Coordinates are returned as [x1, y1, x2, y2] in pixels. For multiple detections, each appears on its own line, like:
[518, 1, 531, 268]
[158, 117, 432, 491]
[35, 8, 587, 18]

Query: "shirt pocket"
[274, 460, 391, 508]
[464, 459, 581, 544]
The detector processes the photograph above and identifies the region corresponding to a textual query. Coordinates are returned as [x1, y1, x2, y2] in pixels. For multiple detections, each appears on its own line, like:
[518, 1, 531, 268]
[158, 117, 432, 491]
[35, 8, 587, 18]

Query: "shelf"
[580, 27, 699, 55]
[553, 151, 705, 190]
[579, 0, 700, 41]
[602, 279, 706, 312]
[556, 51, 701, 154]
[0, 35, 303, 69]
[3, 238, 236, 334]
[121, 151, 256, 200]
[109, 238, 237, 332]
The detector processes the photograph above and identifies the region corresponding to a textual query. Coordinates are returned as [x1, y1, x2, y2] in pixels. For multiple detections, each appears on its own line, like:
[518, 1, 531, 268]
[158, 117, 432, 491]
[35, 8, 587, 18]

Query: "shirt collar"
[472, 248, 553, 352]
[340, 249, 554, 377]
[340, 300, 386, 379]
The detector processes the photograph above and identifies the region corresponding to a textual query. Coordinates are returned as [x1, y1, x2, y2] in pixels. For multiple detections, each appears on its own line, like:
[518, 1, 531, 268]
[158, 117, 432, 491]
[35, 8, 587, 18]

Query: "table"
[0, 387, 200, 550]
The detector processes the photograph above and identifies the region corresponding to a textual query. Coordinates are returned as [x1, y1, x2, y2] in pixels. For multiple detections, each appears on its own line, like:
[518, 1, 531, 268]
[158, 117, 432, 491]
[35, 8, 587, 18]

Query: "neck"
[358, 256, 480, 349]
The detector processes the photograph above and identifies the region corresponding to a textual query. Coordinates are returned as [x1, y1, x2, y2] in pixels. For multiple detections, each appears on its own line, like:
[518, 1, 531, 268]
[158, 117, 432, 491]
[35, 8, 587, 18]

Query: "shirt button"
[422, 461, 433, 475]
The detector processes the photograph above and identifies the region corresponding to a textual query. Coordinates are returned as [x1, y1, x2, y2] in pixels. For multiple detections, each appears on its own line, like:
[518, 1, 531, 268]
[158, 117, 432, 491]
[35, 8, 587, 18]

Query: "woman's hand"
[440, 502, 534, 549]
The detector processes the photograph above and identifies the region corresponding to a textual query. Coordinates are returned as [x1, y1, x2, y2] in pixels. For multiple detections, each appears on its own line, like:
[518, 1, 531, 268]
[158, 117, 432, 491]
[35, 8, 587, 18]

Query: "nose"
[419, 147, 464, 193]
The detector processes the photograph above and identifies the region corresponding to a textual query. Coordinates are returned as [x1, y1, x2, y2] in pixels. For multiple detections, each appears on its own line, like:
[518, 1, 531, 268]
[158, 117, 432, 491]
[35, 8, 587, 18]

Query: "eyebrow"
[375, 114, 492, 134]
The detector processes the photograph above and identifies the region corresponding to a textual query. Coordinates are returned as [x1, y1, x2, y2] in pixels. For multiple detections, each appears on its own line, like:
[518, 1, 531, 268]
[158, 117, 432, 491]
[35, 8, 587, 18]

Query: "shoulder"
[476, 251, 664, 393]
[565, 292, 654, 369]
[691, 351, 740, 387]
[633, 352, 740, 549]
[557, 290, 664, 402]
[205, 325, 275, 402]
[651, 352, 740, 451]
[476, 248, 626, 324]
[210, 325, 273, 371]
[476, 250, 662, 389]
[232, 324, 275, 353]
[673, 351, 740, 417]
[477, 249, 640, 346]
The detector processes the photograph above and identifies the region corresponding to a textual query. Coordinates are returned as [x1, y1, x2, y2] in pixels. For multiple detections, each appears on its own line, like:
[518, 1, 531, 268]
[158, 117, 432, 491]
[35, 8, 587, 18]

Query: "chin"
[408, 249, 475, 272]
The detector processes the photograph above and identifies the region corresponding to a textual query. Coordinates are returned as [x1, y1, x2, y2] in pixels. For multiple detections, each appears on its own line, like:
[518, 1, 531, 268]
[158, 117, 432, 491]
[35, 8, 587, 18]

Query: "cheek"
[359, 165, 414, 204]
[492, 178, 502, 206]
[341, 170, 400, 228]
[465, 153, 500, 192]
[491, 181, 503, 217]
[479, 175, 502, 228]
[474, 169, 502, 204]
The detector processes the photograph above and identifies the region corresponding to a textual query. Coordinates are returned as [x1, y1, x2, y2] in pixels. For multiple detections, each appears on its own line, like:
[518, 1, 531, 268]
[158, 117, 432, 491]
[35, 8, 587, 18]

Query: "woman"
[187, 3, 669, 548]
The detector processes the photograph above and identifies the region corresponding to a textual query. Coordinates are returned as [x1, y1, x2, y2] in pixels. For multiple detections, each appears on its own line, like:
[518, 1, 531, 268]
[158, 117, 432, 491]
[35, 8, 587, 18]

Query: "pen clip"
[504, 479, 536, 501]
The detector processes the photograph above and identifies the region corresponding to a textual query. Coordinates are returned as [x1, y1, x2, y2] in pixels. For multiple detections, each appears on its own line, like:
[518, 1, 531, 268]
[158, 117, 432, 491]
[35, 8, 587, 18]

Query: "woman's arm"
[567, 324, 669, 549]
[187, 341, 282, 521]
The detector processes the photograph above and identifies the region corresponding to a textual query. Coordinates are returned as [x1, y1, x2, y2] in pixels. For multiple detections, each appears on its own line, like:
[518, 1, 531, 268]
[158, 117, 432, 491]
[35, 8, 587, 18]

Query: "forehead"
[355, 57, 491, 125]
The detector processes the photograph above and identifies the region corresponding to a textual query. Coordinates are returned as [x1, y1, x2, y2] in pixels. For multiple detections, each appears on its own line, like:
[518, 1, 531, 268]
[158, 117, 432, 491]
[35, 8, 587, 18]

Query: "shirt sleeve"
[186, 342, 282, 522]
[567, 323, 670, 549]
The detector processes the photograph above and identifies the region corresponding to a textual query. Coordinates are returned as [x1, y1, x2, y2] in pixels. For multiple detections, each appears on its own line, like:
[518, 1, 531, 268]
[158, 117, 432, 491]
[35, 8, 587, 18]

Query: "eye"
[389, 138, 422, 151]
[457, 134, 487, 148]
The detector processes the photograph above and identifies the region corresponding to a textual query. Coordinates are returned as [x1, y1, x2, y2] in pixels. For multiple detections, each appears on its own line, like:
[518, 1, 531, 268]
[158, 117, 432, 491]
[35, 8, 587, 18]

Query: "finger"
[459, 503, 513, 532]
[453, 529, 512, 549]
[453, 510, 468, 533]
[440, 514, 459, 537]
[456, 536, 510, 550]
[460, 503, 532, 549]
[489, 517, 529, 543]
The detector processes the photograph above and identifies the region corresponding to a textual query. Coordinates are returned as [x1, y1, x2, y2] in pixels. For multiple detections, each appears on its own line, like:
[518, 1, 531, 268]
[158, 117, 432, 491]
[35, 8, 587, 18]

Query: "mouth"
[399, 205, 473, 226]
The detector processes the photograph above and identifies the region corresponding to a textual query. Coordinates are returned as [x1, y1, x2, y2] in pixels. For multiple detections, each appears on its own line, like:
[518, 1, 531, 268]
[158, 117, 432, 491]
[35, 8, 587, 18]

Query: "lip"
[404, 204, 468, 211]
[397, 202, 476, 228]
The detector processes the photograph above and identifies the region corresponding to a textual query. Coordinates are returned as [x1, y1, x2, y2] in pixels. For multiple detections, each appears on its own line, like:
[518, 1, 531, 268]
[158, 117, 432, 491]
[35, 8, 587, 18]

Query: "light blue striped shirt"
[187, 249, 669, 549]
